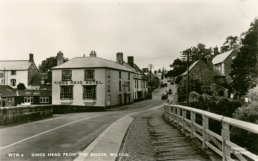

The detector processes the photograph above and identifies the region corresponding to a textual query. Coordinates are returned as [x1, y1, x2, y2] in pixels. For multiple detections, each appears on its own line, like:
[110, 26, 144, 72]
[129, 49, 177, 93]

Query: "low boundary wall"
[0, 105, 53, 125]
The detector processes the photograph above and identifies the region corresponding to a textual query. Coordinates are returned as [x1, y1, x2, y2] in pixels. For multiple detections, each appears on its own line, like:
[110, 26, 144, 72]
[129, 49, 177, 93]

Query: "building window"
[118, 94, 122, 105]
[135, 80, 137, 88]
[119, 81, 121, 91]
[128, 82, 130, 91]
[0, 72, 3, 78]
[107, 80, 111, 92]
[85, 70, 95, 81]
[60, 86, 73, 99]
[11, 70, 16, 75]
[7, 97, 12, 102]
[10, 79, 16, 86]
[24, 97, 33, 103]
[62, 70, 72, 81]
[119, 71, 121, 79]
[128, 73, 130, 80]
[40, 97, 49, 103]
[107, 69, 111, 78]
[83, 86, 96, 99]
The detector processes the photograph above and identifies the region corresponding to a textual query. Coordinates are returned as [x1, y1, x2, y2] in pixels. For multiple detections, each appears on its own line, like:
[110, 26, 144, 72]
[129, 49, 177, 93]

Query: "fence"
[164, 104, 258, 161]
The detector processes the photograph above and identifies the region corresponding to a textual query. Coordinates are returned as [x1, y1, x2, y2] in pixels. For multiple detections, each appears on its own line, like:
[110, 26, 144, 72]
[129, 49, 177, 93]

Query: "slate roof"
[181, 59, 223, 76]
[52, 57, 135, 72]
[0, 85, 16, 97]
[212, 51, 232, 65]
[181, 60, 199, 76]
[0, 60, 31, 70]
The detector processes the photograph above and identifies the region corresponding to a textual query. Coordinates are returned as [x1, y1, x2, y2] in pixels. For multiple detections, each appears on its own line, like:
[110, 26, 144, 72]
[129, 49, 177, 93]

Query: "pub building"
[52, 51, 136, 108]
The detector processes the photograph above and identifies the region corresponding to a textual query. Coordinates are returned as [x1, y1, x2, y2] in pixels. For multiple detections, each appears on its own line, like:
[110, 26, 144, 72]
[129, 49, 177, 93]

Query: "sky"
[0, 0, 258, 71]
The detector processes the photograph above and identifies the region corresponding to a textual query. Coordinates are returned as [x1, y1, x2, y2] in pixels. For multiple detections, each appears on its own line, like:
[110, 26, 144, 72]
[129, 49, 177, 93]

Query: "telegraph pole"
[186, 52, 189, 106]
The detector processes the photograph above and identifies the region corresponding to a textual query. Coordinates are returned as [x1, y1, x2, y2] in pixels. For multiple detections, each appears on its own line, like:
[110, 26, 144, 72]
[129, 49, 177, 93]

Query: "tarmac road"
[0, 88, 166, 161]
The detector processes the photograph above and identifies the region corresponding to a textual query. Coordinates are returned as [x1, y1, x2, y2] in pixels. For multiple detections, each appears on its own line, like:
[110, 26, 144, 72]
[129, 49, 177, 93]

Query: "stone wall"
[0, 105, 52, 125]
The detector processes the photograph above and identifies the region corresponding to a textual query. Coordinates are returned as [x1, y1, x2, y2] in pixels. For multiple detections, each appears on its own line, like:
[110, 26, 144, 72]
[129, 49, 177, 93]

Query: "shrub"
[208, 97, 241, 117]
[231, 102, 258, 154]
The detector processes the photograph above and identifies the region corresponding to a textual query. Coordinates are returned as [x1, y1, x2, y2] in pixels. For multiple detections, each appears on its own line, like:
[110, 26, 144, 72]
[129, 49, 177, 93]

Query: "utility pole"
[148, 64, 153, 91]
[186, 51, 189, 106]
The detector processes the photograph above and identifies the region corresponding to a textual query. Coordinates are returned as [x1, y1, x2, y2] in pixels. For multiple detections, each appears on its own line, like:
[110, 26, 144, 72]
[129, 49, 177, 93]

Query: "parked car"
[168, 89, 172, 94]
[161, 93, 168, 100]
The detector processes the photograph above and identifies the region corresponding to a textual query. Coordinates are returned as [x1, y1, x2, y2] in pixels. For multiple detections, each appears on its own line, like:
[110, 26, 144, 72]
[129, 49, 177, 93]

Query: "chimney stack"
[127, 56, 134, 67]
[29, 53, 34, 63]
[57, 51, 64, 66]
[89, 51, 97, 57]
[116, 52, 124, 64]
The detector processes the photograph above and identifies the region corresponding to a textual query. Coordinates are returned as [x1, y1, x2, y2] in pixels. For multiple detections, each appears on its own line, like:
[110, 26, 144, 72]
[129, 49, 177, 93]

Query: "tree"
[177, 74, 203, 103]
[166, 59, 187, 78]
[17, 83, 26, 90]
[39, 56, 68, 72]
[220, 36, 240, 53]
[230, 19, 258, 97]
[181, 43, 213, 64]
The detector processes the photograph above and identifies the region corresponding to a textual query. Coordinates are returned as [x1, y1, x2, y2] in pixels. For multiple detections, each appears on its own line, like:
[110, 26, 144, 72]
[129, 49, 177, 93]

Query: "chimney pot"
[116, 52, 124, 64]
[127, 56, 134, 67]
[57, 51, 64, 66]
[29, 53, 34, 63]
[89, 51, 97, 57]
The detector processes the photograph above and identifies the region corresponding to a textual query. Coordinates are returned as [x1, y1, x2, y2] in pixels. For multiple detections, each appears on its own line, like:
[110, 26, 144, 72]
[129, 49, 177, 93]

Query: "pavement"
[74, 105, 164, 161]
[73, 86, 176, 161]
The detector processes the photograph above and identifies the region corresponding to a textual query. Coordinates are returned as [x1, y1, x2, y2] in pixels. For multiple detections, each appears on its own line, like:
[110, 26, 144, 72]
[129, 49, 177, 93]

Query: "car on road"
[161, 93, 168, 100]
[168, 89, 172, 94]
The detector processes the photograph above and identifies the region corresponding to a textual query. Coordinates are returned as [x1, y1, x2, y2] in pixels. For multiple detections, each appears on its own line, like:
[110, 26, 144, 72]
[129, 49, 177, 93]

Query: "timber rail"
[164, 104, 258, 161]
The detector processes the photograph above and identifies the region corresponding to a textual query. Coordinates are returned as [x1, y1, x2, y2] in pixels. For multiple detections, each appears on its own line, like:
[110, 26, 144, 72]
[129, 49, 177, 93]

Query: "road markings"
[0, 114, 107, 150]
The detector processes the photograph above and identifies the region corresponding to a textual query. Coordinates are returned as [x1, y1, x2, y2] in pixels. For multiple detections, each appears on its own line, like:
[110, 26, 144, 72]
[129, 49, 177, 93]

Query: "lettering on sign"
[54, 80, 103, 85]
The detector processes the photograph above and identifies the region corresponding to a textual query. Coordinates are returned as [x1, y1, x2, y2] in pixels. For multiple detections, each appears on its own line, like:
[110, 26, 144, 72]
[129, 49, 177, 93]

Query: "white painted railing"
[164, 104, 258, 161]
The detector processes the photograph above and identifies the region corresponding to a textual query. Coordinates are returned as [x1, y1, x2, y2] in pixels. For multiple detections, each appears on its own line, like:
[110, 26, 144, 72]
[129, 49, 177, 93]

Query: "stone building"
[51, 51, 135, 108]
[180, 59, 228, 97]
[0, 54, 39, 89]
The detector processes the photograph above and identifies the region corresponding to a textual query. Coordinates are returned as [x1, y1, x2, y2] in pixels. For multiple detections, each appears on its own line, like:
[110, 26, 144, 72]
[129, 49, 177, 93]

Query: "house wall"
[106, 69, 134, 106]
[52, 68, 106, 107]
[27, 63, 39, 86]
[0, 97, 15, 107]
[52, 68, 135, 107]
[189, 60, 214, 85]
[223, 51, 237, 76]
[0, 70, 28, 88]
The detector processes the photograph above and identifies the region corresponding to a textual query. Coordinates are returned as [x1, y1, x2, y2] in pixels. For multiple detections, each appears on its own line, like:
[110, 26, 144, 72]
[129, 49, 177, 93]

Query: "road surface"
[0, 88, 166, 161]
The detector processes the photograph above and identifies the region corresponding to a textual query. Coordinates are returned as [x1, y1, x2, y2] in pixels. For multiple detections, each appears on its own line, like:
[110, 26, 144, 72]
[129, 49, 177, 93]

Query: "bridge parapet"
[164, 104, 258, 161]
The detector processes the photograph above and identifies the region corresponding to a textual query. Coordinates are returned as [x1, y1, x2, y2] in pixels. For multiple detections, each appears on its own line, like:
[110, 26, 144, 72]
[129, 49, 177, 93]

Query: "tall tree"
[39, 56, 68, 72]
[230, 19, 258, 97]
[181, 43, 213, 64]
[220, 36, 240, 53]
[166, 58, 187, 77]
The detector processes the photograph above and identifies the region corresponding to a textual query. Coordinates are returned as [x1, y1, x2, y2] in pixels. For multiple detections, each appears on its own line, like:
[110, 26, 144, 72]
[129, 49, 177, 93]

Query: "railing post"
[202, 115, 209, 149]
[177, 107, 180, 126]
[182, 109, 186, 130]
[222, 121, 231, 161]
[191, 111, 195, 138]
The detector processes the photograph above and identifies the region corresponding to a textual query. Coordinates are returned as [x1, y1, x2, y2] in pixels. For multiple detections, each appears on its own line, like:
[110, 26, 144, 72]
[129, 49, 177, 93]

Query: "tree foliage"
[166, 59, 187, 77]
[230, 19, 258, 97]
[220, 36, 240, 53]
[39, 56, 68, 72]
[17, 83, 26, 90]
[181, 43, 213, 64]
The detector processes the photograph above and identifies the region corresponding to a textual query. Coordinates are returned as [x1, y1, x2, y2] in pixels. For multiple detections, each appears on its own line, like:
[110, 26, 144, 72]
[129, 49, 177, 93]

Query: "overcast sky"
[0, 0, 258, 70]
